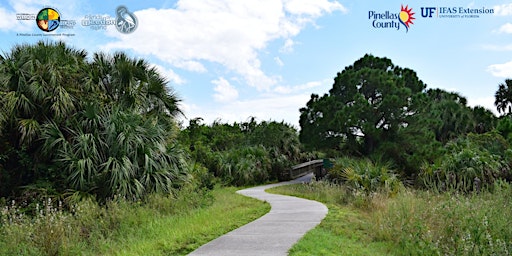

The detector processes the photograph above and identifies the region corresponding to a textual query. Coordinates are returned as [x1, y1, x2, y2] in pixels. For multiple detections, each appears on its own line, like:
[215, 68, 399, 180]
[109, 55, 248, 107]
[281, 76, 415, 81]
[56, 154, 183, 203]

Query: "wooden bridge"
[279, 159, 332, 181]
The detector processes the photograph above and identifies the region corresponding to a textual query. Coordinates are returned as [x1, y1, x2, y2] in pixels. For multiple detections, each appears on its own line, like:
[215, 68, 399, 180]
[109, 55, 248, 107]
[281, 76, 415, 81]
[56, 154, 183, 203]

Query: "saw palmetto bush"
[0, 41, 186, 201]
[217, 146, 271, 186]
[328, 157, 403, 196]
[419, 131, 512, 193]
[41, 107, 187, 201]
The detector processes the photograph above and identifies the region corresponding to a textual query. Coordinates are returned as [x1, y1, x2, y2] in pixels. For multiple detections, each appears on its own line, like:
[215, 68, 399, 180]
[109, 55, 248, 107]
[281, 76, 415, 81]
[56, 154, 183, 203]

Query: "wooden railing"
[280, 159, 331, 181]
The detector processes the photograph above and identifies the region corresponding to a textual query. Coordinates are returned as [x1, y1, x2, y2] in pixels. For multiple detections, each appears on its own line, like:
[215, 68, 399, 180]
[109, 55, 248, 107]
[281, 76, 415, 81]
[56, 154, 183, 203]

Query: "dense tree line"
[179, 117, 316, 185]
[1, 42, 511, 202]
[299, 54, 511, 191]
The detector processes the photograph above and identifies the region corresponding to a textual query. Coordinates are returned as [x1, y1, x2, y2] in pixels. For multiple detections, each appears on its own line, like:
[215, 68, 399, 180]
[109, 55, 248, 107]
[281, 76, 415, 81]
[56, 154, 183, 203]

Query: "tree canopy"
[495, 79, 512, 116]
[299, 54, 426, 155]
[299, 54, 498, 175]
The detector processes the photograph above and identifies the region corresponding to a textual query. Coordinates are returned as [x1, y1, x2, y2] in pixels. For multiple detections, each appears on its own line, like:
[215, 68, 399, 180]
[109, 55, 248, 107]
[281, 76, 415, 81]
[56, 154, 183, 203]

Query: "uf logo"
[421, 7, 436, 17]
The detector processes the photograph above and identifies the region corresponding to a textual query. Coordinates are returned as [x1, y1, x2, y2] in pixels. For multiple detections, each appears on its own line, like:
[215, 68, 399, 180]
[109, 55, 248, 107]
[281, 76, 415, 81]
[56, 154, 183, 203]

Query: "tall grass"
[270, 180, 512, 255]
[268, 181, 395, 255]
[374, 182, 512, 255]
[0, 187, 269, 255]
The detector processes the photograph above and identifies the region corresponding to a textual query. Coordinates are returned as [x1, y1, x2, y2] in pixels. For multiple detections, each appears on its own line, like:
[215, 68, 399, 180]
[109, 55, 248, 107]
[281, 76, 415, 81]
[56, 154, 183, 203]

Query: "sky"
[1, 0, 511, 127]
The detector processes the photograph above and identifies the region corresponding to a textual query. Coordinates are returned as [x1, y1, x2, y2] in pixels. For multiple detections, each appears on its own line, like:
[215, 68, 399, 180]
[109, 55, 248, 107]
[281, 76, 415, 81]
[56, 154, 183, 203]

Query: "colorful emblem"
[36, 8, 60, 32]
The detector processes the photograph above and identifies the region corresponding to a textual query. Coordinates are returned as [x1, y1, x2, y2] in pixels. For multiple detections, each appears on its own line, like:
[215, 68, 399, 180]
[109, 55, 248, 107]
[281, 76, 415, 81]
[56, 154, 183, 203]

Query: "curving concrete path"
[188, 173, 328, 256]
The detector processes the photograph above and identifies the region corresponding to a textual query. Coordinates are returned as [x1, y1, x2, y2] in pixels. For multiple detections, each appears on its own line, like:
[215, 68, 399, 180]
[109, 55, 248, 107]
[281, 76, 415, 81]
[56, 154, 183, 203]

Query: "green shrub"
[218, 146, 271, 186]
[419, 132, 512, 193]
[328, 157, 403, 197]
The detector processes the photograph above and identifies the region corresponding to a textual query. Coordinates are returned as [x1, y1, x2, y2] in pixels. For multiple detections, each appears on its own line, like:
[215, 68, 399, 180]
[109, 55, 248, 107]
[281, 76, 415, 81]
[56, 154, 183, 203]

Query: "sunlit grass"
[104, 187, 269, 255]
[0, 187, 270, 256]
[267, 182, 395, 256]
[269, 181, 512, 255]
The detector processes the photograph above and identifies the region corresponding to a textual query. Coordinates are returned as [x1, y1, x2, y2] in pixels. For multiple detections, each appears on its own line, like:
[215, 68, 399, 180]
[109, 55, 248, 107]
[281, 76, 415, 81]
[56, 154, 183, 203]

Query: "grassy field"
[268, 182, 396, 255]
[268, 180, 512, 256]
[0, 187, 270, 256]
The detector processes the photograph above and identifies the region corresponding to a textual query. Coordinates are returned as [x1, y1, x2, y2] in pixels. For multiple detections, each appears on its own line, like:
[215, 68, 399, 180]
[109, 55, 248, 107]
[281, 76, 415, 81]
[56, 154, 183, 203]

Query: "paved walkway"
[188, 173, 328, 256]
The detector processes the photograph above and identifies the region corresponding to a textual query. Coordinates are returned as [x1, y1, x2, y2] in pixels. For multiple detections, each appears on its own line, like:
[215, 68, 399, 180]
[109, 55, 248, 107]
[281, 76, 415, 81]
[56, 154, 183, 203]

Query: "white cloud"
[0, 7, 16, 31]
[185, 78, 332, 126]
[496, 23, 512, 34]
[274, 56, 284, 67]
[273, 79, 327, 94]
[213, 77, 239, 102]
[487, 61, 512, 78]
[177, 101, 202, 125]
[483, 44, 512, 51]
[280, 38, 295, 53]
[1, 0, 50, 32]
[103, 0, 346, 91]
[2, 0, 86, 32]
[284, 0, 347, 17]
[152, 64, 186, 85]
[494, 3, 512, 16]
[468, 96, 498, 115]
[192, 93, 313, 127]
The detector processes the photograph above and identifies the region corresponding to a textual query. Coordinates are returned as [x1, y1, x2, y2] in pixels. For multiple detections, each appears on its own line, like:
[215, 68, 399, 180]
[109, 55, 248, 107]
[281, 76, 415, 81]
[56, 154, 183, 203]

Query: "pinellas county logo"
[369, 5, 415, 32]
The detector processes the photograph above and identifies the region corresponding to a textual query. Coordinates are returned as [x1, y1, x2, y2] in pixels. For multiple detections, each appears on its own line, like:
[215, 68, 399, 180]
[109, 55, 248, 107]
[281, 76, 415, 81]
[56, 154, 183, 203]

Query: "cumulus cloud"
[496, 23, 512, 34]
[494, 3, 512, 16]
[487, 61, 512, 78]
[152, 64, 186, 86]
[103, 0, 346, 91]
[192, 93, 312, 127]
[184, 78, 332, 126]
[213, 77, 239, 102]
[0, 7, 17, 31]
[467, 96, 498, 115]
[284, 0, 347, 17]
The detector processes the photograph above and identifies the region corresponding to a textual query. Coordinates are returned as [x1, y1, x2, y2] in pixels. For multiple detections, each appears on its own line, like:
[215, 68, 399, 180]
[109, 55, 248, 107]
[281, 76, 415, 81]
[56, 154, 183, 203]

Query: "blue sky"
[1, 0, 511, 127]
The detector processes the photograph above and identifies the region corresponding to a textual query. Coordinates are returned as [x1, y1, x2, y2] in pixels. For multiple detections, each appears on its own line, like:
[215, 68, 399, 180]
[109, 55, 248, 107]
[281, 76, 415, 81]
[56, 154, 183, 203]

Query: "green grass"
[268, 180, 512, 255]
[267, 182, 395, 256]
[0, 187, 270, 256]
[105, 187, 269, 255]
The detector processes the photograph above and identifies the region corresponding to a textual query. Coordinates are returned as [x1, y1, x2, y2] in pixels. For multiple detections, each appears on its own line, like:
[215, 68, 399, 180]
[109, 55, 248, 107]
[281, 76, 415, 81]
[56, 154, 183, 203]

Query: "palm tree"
[90, 52, 182, 118]
[0, 41, 88, 143]
[47, 107, 186, 201]
[0, 41, 89, 196]
[1, 41, 186, 201]
[494, 79, 512, 115]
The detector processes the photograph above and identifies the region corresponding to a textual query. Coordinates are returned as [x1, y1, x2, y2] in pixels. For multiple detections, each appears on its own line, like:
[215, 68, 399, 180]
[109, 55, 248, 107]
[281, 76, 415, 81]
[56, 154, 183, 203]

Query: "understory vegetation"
[270, 179, 512, 256]
[0, 186, 269, 255]
[2, 42, 512, 255]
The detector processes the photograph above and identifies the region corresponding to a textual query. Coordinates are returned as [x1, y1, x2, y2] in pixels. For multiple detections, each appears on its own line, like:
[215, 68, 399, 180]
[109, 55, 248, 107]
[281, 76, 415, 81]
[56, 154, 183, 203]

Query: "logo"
[419, 6, 494, 19]
[36, 8, 60, 32]
[81, 15, 116, 30]
[368, 5, 414, 33]
[399, 5, 415, 32]
[115, 6, 138, 34]
[16, 13, 36, 20]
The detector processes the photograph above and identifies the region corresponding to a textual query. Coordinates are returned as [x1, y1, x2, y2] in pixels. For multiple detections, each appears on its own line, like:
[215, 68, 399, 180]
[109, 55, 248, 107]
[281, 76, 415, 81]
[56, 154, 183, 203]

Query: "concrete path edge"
[188, 173, 328, 256]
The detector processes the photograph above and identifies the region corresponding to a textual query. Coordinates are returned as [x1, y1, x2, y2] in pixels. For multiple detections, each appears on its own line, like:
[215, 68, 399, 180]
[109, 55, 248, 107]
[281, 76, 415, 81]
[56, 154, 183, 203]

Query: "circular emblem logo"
[36, 8, 60, 32]
[115, 6, 138, 34]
